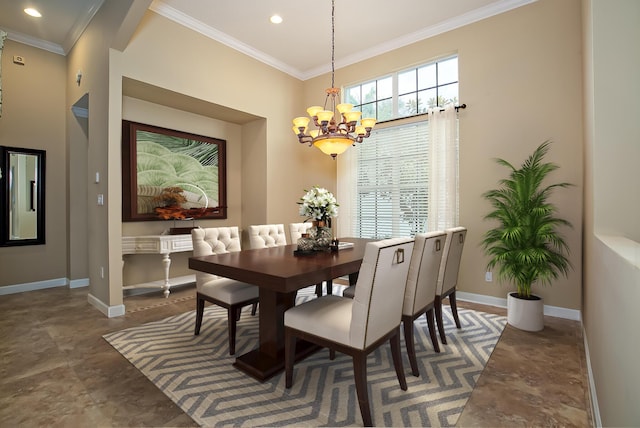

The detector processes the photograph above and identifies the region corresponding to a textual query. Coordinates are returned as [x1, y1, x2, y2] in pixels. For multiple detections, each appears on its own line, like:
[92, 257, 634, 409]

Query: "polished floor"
[0, 284, 593, 427]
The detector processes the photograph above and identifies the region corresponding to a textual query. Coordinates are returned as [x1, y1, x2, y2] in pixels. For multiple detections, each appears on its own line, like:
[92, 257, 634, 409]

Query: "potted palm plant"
[481, 141, 573, 331]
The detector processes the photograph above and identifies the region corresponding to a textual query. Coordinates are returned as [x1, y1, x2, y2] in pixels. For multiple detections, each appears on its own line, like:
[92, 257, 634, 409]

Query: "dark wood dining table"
[188, 238, 371, 382]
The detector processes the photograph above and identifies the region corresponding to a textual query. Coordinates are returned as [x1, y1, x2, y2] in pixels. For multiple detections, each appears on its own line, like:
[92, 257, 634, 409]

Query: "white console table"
[122, 234, 195, 297]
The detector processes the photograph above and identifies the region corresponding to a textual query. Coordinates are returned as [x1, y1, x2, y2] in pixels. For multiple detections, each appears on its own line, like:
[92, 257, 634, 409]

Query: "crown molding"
[152, 0, 536, 81]
[62, 0, 105, 54]
[301, 0, 537, 80]
[2, 28, 65, 55]
[149, 1, 305, 80]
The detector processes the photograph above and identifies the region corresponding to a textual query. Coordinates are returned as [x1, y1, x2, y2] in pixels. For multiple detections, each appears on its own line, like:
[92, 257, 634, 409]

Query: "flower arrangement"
[152, 186, 216, 220]
[298, 186, 339, 223]
[152, 186, 188, 207]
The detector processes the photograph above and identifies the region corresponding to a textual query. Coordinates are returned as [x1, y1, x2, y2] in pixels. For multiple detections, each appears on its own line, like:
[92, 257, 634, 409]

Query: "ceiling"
[0, 0, 535, 80]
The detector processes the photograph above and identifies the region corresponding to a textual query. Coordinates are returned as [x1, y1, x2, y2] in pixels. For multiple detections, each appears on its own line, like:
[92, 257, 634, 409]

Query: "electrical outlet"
[485, 271, 493, 282]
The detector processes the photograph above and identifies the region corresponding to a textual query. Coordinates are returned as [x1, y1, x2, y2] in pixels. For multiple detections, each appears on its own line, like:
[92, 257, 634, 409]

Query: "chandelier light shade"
[292, 0, 376, 159]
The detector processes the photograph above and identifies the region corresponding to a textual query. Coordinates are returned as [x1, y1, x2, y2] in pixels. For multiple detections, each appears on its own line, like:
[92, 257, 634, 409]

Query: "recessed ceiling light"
[24, 8, 42, 18]
[270, 14, 283, 24]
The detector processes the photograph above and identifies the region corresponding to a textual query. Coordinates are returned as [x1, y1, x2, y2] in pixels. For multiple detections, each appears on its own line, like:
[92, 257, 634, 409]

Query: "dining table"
[188, 237, 372, 382]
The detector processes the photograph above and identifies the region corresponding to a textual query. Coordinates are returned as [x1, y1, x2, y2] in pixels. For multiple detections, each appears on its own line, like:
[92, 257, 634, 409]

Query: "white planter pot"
[506, 292, 544, 331]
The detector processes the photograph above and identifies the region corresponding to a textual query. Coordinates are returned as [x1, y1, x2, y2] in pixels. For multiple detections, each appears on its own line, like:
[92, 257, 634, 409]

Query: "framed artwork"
[122, 120, 227, 221]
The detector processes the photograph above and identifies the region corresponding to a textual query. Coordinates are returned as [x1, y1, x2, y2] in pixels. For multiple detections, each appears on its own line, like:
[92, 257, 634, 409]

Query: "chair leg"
[390, 330, 408, 391]
[435, 295, 447, 344]
[251, 302, 258, 316]
[315, 283, 323, 298]
[449, 291, 461, 328]
[326, 279, 333, 295]
[194, 296, 205, 335]
[329, 348, 336, 360]
[228, 307, 237, 355]
[353, 353, 373, 427]
[402, 316, 419, 377]
[425, 308, 440, 353]
[284, 330, 296, 388]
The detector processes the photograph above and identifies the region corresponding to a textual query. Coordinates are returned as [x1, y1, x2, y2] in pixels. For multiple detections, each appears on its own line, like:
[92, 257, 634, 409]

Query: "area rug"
[104, 286, 506, 427]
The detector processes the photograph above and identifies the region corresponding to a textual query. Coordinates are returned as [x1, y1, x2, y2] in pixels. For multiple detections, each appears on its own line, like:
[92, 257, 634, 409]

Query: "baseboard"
[0, 278, 68, 295]
[583, 325, 602, 427]
[69, 278, 90, 288]
[456, 291, 582, 321]
[87, 293, 125, 318]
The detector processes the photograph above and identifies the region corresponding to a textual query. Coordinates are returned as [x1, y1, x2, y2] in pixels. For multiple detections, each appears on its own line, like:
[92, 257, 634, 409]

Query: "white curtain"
[427, 103, 459, 230]
[336, 143, 356, 238]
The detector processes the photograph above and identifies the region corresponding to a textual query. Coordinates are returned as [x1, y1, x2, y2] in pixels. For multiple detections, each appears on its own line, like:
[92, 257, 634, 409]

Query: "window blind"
[351, 121, 430, 238]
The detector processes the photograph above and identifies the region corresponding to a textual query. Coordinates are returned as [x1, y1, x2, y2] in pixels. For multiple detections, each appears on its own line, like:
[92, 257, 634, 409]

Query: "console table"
[122, 234, 195, 297]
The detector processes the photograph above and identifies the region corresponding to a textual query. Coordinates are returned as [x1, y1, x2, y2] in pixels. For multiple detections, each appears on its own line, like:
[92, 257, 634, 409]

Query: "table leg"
[349, 271, 359, 286]
[161, 253, 171, 298]
[233, 288, 319, 381]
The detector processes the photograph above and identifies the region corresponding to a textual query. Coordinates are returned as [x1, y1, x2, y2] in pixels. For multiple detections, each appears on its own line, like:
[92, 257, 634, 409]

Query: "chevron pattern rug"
[105, 286, 506, 427]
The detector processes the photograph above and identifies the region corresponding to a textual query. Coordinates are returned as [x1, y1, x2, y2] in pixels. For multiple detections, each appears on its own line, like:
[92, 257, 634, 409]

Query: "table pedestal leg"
[233, 288, 319, 381]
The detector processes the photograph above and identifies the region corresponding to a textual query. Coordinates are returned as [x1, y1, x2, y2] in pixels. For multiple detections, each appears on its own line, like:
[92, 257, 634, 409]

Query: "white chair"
[284, 237, 414, 427]
[289, 222, 333, 298]
[248, 224, 287, 249]
[434, 226, 467, 344]
[191, 227, 259, 355]
[288, 222, 313, 243]
[401, 231, 446, 376]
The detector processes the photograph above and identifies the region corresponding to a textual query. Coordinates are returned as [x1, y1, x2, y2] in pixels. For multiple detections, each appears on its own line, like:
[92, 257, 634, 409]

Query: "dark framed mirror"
[0, 146, 46, 246]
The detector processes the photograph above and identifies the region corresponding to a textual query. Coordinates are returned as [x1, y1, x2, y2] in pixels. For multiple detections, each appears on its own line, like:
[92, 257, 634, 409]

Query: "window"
[351, 122, 430, 238]
[344, 56, 458, 122]
[338, 56, 460, 238]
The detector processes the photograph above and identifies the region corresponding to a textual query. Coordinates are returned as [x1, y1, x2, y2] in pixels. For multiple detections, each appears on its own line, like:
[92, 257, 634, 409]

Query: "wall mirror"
[0, 146, 46, 246]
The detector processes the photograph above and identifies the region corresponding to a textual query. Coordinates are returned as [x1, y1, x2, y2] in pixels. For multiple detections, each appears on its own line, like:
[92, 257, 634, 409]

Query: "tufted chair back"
[191, 227, 242, 288]
[350, 237, 414, 349]
[248, 224, 287, 249]
[289, 222, 313, 243]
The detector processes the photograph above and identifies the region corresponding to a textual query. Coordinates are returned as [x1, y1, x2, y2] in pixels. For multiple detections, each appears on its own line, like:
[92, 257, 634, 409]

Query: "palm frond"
[481, 141, 573, 298]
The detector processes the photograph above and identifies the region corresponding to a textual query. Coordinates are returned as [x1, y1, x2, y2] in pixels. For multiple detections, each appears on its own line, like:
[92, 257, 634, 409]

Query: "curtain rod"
[375, 103, 467, 126]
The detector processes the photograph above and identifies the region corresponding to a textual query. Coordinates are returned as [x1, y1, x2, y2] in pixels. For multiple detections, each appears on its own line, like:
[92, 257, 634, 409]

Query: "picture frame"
[121, 120, 227, 221]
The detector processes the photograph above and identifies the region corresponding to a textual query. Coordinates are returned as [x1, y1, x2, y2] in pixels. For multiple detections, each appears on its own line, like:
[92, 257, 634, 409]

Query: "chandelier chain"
[331, 0, 335, 89]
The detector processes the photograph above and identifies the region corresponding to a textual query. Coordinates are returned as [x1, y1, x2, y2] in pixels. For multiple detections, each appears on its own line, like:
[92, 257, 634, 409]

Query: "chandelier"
[292, 0, 376, 159]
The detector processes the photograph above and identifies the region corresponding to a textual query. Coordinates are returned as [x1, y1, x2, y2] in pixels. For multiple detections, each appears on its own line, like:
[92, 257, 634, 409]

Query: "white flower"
[298, 186, 339, 221]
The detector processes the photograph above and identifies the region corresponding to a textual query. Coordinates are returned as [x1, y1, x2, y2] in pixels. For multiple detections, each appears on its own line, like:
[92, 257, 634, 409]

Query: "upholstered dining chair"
[288, 222, 313, 242]
[289, 222, 333, 298]
[434, 226, 467, 345]
[284, 237, 414, 427]
[191, 227, 259, 355]
[341, 232, 446, 376]
[248, 224, 287, 249]
[401, 231, 446, 376]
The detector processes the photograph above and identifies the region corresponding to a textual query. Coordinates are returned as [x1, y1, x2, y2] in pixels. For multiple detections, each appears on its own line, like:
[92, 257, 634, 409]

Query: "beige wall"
[313, 0, 583, 309]
[65, 1, 150, 306]
[2, 0, 585, 313]
[0, 41, 67, 287]
[120, 96, 246, 284]
[582, 0, 640, 425]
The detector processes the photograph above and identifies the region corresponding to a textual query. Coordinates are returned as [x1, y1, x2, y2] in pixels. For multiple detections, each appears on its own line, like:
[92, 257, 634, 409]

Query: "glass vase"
[311, 220, 333, 250]
[297, 233, 315, 252]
